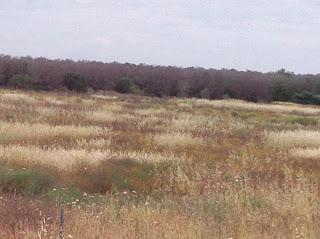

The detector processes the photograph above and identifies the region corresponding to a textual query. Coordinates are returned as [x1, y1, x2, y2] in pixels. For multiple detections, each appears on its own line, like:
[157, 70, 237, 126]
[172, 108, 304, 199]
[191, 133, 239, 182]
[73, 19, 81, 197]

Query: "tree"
[271, 82, 292, 101]
[115, 77, 141, 94]
[292, 91, 320, 105]
[64, 73, 88, 92]
[7, 74, 32, 89]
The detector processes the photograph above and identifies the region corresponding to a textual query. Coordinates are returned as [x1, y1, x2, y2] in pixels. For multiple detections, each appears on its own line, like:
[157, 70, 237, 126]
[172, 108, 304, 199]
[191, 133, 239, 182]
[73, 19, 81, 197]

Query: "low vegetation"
[0, 89, 320, 238]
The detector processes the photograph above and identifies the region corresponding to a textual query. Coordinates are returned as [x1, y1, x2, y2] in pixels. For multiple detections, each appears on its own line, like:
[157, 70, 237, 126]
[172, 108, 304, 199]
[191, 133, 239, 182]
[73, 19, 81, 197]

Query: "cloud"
[0, 0, 319, 73]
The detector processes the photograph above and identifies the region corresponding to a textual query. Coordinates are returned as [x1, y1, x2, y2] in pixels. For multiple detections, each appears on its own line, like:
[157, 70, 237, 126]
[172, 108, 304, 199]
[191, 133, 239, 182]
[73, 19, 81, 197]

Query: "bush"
[71, 159, 156, 193]
[292, 91, 320, 105]
[271, 82, 291, 102]
[7, 74, 32, 89]
[115, 77, 141, 94]
[0, 168, 54, 195]
[64, 73, 88, 92]
[287, 116, 318, 126]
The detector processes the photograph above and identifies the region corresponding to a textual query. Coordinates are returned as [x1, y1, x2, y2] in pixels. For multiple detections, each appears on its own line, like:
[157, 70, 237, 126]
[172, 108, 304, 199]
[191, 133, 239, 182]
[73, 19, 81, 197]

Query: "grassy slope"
[0, 89, 320, 238]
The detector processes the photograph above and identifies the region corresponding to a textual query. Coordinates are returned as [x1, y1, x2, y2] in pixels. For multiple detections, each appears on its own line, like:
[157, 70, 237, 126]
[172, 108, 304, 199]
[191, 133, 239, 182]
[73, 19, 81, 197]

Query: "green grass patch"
[71, 158, 157, 194]
[0, 166, 54, 195]
[286, 116, 318, 126]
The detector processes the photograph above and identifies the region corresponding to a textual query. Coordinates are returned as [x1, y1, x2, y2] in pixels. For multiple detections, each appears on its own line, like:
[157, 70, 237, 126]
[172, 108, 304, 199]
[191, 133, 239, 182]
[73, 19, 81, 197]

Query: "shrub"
[7, 74, 32, 89]
[71, 159, 156, 193]
[115, 77, 141, 94]
[64, 73, 88, 92]
[271, 82, 291, 102]
[292, 91, 320, 105]
[0, 168, 54, 195]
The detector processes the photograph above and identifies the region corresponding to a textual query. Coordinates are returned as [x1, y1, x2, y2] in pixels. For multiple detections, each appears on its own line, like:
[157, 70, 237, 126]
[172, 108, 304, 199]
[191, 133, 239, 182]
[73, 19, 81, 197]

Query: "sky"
[0, 0, 319, 74]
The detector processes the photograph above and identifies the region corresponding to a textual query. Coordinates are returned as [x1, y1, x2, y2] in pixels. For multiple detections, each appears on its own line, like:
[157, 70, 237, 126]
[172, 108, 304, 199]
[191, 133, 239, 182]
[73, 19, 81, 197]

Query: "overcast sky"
[0, 0, 319, 74]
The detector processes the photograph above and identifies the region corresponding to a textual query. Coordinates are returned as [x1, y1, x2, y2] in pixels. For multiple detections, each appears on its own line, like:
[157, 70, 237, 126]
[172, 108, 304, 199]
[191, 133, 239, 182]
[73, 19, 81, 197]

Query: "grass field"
[0, 89, 320, 238]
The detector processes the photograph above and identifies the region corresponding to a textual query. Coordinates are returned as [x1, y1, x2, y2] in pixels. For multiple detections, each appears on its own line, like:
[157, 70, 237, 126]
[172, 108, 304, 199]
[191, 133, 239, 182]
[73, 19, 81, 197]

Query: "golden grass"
[0, 89, 320, 238]
[0, 144, 182, 169]
[0, 122, 110, 143]
[265, 130, 320, 148]
[90, 93, 118, 100]
[43, 96, 66, 105]
[182, 98, 320, 115]
[0, 145, 107, 168]
[0, 91, 37, 103]
[153, 132, 204, 147]
[84, 110, 115, 122]
[290, 148, 320, 159]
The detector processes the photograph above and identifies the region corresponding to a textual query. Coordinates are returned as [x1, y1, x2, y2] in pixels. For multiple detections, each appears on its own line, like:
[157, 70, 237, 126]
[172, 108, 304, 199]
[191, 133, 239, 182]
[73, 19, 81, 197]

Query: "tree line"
[1, 55, 320, 104]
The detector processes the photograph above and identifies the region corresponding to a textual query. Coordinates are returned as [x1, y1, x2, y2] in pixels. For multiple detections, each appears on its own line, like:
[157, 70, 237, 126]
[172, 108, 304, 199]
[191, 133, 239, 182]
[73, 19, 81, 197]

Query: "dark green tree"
[64, 73, 88, 92]
[271, 82, 291, 101]
[115, 77, 141, 94]
[292, 91, 320, 105]
[7, 74, 32, 89]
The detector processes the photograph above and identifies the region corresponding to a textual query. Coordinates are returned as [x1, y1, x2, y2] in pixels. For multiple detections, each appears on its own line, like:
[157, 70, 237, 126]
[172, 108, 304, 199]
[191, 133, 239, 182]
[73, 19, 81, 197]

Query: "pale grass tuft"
[265, 130, 320, 148]
[0, 92, 37, 103]
[181, 98, 320, 115]
[91, 94, 118, 100]
[154, 132, 204, 147]
[0, 145, 107, 168]
[84, 111, 115, 122]
[0, 122, 110, 143]
[0, 145, 181, 168]
[135, 108, 167, 116]
[76, 138, 112, 149]
[44, 96, 65, 105]
[290, 148, 320, 159]
[167, 114, 220, 132]
[103, 103, 124, 112]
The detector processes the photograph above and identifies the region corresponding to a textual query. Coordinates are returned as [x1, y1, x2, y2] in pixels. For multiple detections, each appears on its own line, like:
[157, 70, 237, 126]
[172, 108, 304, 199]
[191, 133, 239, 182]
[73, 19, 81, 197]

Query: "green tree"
[271, 82, 291, 101]
[115, 77, 141, 94]
[292, 91, 320, 105]
[64, 73, 88, 92]
[7, 74, 32, 89]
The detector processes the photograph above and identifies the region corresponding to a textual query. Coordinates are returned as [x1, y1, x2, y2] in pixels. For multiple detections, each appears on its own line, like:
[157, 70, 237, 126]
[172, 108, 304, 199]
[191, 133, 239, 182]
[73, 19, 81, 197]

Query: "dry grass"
[153, 132, 204, 147]
[291, 148, 320, 159]
[265, 130, 320, 148]
[0, 122, 110, 144]
[0, 89, 320, 238]
[0, 92, 38, 104]
[179, 98, 320, 115]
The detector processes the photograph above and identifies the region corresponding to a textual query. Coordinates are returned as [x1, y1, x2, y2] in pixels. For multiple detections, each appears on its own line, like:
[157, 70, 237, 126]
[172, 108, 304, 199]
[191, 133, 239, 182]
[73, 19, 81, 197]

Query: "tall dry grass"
[0, 89, 320, 238]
